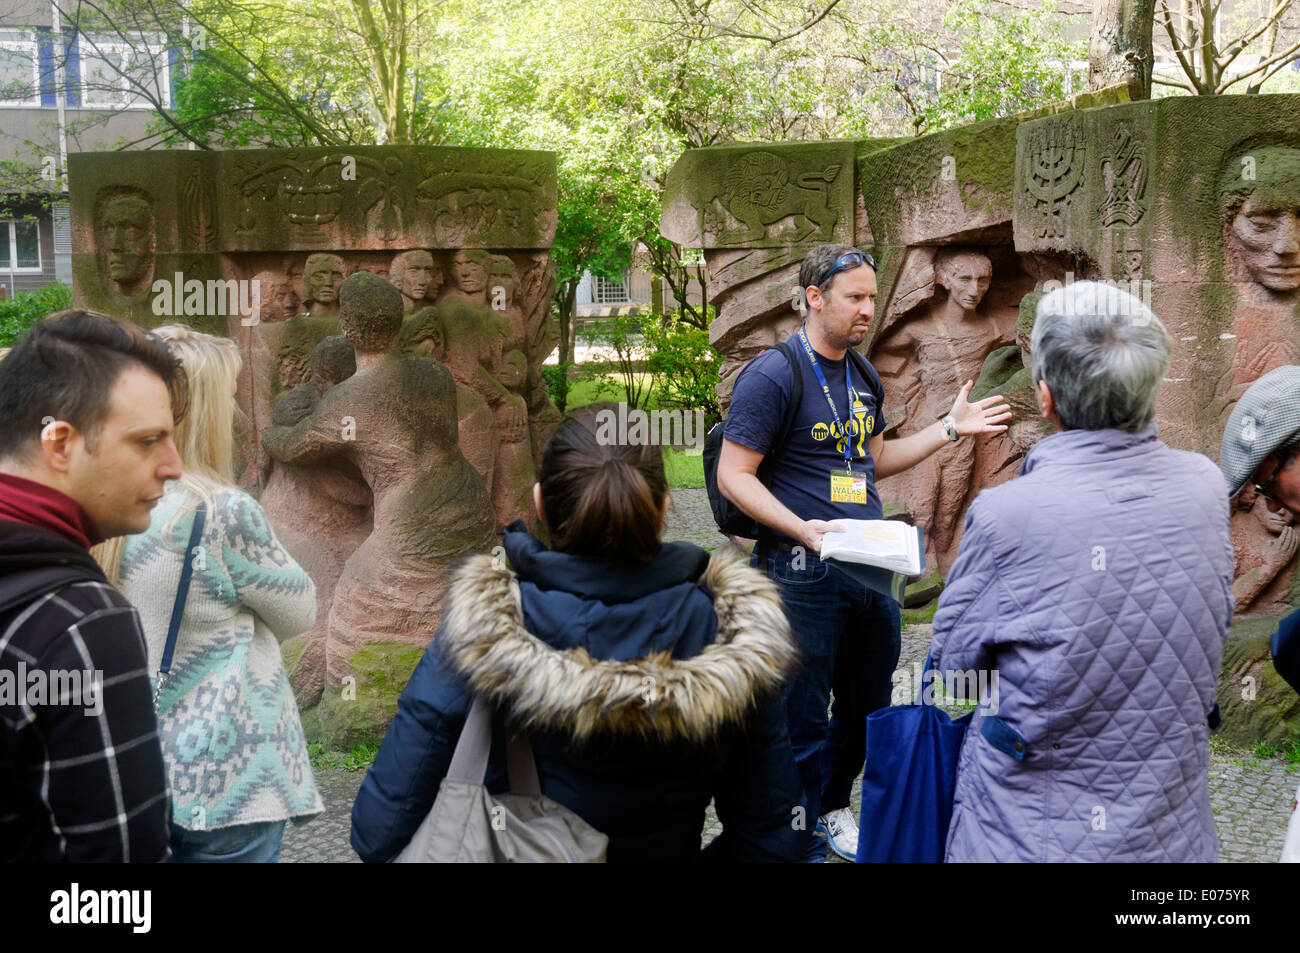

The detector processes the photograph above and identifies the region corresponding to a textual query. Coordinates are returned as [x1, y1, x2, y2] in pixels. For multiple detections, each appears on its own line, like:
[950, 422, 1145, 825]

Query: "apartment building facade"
[0, 0, 175, 297]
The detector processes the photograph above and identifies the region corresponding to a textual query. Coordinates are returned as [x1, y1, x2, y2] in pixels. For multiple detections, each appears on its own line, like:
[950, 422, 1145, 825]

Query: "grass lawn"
[664, 447, 705, 488]
[565, 373, 663, 410]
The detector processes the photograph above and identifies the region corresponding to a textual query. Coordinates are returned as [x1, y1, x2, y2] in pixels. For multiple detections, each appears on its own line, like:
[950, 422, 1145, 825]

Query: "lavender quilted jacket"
[930, 424, 1234, 862]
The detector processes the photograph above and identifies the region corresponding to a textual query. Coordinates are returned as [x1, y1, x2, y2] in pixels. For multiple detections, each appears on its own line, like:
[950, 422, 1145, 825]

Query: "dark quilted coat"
[930, 424, 1234, 862]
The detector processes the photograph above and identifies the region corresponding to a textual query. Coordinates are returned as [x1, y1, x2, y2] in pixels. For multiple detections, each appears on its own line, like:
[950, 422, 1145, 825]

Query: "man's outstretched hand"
[948, 380, 1012, 436]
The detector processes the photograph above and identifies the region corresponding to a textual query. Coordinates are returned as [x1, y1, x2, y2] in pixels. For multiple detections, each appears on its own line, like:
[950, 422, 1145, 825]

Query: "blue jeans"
[169, 820, 286, 863]
[754, 546, 901, 861]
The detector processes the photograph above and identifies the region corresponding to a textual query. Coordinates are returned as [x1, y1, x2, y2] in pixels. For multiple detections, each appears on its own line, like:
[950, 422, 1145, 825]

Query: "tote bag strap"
[446, 694, 542, 795]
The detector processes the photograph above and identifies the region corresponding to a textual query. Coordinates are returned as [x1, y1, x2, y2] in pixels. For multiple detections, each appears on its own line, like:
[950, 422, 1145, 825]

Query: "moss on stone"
[970, 345, 1024, 402]
[281, 633, 308, 675]
[1216, 612, 1300, 747]
[300, 640, 427, 748]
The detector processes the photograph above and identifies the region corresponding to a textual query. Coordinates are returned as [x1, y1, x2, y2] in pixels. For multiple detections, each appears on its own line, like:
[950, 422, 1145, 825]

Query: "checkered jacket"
[0, 521, 171, 862]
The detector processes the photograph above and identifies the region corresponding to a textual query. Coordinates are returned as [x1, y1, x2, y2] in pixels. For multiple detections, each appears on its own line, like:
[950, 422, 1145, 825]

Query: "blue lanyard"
[797, 326, 855, 471]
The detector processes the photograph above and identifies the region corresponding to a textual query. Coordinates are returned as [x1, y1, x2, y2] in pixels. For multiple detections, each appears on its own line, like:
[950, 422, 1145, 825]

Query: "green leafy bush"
[644, 316, 721, 422]
[0, 282, 73, 347]
[580, 312, 658, 410]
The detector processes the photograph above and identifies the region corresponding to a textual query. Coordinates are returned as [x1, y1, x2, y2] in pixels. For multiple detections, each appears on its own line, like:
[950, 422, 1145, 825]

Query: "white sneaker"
[816, 807, 859, 861]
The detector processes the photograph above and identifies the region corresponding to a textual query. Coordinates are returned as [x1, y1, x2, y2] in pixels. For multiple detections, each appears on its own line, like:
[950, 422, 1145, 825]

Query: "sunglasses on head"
[816, 250, 878, 288]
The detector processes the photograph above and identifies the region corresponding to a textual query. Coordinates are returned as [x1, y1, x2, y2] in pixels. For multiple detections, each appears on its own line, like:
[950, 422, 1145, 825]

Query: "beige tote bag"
[393, 695, 607, 863]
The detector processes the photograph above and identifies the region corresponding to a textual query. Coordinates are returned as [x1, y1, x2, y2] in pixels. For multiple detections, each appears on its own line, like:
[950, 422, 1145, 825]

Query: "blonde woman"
[99, 324, 323, 862]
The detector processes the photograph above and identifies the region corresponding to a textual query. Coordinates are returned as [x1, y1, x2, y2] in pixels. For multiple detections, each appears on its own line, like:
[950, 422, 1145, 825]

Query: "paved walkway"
[283, 489, 1298, 863]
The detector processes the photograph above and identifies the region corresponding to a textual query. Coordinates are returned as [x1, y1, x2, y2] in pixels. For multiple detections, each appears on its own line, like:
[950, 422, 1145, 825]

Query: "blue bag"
[855, 655, 972, 863]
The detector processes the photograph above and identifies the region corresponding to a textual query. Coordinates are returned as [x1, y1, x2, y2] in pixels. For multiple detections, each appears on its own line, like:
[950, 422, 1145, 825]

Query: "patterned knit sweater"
[119, 483, 324, 832]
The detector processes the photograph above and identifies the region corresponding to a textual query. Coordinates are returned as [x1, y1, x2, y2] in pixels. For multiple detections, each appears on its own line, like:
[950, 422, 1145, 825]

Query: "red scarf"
[0, 472, 103, 549]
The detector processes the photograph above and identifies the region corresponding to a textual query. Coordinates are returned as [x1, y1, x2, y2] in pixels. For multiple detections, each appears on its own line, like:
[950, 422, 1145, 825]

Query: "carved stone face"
[490, 259, 515, 307]
[101, 197, 153, 287]
[452, 251, 489, 295]
[305, 255, 345, 304]
[1230, 193, 1300, 293]
[274, 278, 302, 320]
[400, 251, 439, 301]
[936, 254, 993, 312]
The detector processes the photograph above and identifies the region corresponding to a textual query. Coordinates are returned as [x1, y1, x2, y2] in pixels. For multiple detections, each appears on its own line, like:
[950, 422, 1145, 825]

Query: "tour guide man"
[716, 243, 1011, 861]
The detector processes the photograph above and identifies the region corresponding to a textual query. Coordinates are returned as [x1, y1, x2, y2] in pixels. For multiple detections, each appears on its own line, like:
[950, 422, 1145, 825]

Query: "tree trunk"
[556, 280, 578, 366]
[1089, 0, 1156, 99]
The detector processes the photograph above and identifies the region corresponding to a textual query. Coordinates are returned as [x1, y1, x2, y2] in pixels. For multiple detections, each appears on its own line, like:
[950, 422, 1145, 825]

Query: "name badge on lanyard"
[797, 327, 869, 505]
[830, 468, 868, 504]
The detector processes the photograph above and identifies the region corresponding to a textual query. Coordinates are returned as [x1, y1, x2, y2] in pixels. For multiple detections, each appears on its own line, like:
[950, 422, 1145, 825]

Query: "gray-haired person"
[930, 281, 1233, 862]
[1222, 365, 1300, 862]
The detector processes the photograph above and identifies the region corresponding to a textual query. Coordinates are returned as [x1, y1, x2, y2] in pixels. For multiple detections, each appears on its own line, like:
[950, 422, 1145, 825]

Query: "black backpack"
[703, 338, 882, 539]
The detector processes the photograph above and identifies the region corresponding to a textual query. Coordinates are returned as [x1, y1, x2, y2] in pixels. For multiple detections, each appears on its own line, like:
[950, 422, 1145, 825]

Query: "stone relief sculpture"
[69, 144, 562, 742]
[704, 151, 843, 245]
[260, 335, 370, 709]
[389, 249, 443, 313]
[1231, 482, 1300, 613]
[262, 273, 494, 720]
[870, 249, 1017, 568]
[276, 253, 348, 392]
[302, 252, 346, 319]
[410, 249, 535, 529]
[1099, 125, 1148, 228]
[96, 186, 156, 300]
[1023, 120, 1085, 240]
[251, 269, 302, 325]
[1217, 146, 1300, 414]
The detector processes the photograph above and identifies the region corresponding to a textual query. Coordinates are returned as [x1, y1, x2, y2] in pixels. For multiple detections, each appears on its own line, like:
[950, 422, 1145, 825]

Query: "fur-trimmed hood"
[436, 543, 798, 744]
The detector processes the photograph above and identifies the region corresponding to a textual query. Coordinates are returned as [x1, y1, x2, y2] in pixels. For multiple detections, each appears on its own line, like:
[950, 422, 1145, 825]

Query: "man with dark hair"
[0, 310, 182, 861]
[716, 244, 1010, 861]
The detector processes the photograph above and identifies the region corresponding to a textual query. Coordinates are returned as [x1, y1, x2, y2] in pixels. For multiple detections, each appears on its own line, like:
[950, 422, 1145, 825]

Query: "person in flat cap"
[1222, 364, 1300, 862]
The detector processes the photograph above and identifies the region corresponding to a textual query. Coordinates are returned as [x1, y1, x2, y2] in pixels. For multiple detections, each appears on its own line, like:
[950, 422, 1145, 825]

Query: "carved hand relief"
[1099, 126, 1147, 228]
[703, 152, 842, 246]
[95, 186, 156, 298]
[1024, 121, 1084, 240]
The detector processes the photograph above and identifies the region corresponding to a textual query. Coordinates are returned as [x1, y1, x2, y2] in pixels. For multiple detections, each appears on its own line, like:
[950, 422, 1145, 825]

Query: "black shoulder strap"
[0, 564, 105, 617]
[845, 346, 884, 405]
[766, 337, 805, 466]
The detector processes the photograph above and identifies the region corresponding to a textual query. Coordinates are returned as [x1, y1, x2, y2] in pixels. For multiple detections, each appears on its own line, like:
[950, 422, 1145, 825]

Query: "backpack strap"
[761, 337, 806, 470]
[845, 346, 885, 409]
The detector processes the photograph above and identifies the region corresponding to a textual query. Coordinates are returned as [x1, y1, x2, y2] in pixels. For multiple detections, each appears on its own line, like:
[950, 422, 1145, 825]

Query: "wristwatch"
[940, 415, 960, 442]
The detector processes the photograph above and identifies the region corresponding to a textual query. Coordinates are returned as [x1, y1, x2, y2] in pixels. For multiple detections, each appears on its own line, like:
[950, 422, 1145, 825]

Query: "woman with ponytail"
[352, 403, 805, 862]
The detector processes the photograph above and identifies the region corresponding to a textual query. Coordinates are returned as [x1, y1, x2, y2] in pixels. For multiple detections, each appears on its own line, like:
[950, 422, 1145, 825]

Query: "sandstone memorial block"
[662, 89, 1300, 744]
[70, 145, 561, 742]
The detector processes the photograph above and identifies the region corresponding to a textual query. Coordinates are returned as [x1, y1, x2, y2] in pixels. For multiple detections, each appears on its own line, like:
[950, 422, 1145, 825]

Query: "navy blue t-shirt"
[724, 342, 885, 545]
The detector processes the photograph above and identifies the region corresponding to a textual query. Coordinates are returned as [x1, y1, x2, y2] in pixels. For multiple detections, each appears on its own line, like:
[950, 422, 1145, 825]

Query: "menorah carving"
[1024, 121, 1085, 240]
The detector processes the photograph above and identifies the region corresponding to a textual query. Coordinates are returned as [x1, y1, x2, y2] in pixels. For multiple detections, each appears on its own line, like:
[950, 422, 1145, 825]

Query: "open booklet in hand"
[819, 520, 926, 603]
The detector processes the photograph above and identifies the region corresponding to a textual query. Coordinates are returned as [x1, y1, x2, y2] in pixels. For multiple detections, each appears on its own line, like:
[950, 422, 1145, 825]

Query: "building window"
[80, 38, 169, 108]
[0, 221, 42, 272]
[0, 33, 39, 106]
[594, 271, 630, 304]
